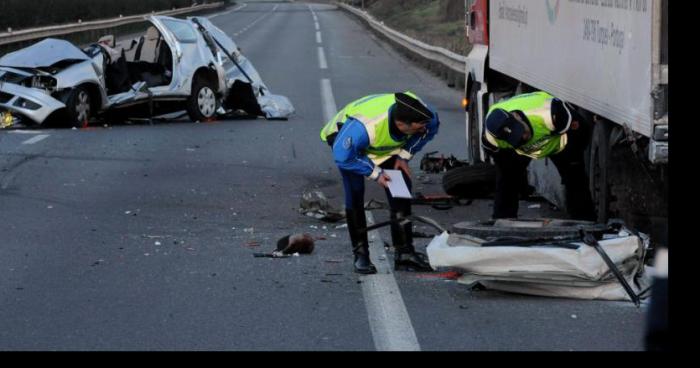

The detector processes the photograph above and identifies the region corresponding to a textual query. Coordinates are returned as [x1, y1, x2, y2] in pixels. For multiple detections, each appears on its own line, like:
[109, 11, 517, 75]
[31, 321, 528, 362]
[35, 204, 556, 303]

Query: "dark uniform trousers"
[490, 120, 596, 221]
[340, 156, 414, 250]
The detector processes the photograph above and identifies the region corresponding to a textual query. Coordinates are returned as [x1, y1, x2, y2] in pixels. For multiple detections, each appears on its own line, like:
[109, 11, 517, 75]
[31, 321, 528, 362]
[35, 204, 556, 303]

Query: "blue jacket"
[332, 104, 440, 178]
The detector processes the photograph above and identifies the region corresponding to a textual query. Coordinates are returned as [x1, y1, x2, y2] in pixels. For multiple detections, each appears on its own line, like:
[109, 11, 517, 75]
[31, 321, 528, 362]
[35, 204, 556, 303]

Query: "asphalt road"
[0, 1, 646, 351]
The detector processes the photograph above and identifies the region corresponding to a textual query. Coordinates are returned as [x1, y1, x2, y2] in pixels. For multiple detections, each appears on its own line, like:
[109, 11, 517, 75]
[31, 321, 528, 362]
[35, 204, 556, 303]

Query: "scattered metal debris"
[299, 190, 345, 222]
[412, 193, 473, 210]
[420, 151, 469, 173]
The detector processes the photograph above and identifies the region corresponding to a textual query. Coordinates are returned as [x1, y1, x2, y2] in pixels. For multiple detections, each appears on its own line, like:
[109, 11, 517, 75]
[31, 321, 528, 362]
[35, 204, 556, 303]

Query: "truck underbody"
[461, 0, 668, 248]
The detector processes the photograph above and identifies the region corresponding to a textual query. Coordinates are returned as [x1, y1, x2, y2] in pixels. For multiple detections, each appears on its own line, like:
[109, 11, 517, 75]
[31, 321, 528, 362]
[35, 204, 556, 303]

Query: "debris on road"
[420, 151, 469, 173]
[277, 234, 314, 254]
[411, 193, 473, 210]
[253, 252, 290, 258]
[414, 271, 463, 280]
[253, 233, 315, 259]
[299, 190, 345, 223]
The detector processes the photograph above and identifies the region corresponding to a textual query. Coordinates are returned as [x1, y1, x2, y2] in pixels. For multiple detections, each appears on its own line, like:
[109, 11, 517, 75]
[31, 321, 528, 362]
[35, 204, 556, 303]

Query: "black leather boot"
[392, 211, 433, 272]
[346, 209, 377, 275]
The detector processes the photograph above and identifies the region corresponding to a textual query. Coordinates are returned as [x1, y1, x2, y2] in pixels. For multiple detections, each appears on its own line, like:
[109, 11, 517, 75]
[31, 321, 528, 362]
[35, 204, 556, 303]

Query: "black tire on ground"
[451, 218, 607, 239]
[65, 85, 92, 128]
[589, 119, 612, 224]
[442, 163, 496, 198]
[186, 77, 219, 122]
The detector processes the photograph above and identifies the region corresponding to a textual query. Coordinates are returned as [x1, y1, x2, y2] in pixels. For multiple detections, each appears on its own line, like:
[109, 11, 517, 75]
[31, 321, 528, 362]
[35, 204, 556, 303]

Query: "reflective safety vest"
[320, 92, 422, 164]
[485, 91, 568, 159]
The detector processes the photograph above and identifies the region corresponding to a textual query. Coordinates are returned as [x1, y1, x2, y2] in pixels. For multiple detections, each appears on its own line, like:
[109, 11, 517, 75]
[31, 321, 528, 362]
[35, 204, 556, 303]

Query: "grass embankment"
[362, 0, 470, 55]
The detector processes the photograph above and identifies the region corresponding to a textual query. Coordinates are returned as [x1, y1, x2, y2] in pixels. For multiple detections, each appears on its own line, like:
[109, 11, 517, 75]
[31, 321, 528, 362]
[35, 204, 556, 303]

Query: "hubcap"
[76, 91, 90, 122]
[197, 87, 216, 118]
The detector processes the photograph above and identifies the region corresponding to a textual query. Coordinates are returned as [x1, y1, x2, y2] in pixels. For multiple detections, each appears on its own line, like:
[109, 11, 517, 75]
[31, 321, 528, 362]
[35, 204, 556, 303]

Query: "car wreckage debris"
[299, 190, 345, 222]
[420, 151, 469, 173]
[253, 233, 315, 258]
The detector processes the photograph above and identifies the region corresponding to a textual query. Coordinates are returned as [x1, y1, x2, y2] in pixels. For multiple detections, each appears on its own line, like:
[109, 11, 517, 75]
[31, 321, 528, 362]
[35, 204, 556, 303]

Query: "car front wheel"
[66, 86, 92, 128]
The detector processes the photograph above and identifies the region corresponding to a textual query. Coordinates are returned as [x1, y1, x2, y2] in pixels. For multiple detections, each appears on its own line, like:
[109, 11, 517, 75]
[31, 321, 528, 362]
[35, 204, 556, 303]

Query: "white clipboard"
[384, 169, 412, 199]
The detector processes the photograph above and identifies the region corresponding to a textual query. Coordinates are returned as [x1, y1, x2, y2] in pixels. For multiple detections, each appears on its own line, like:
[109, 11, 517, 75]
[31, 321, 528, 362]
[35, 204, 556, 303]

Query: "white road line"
[315, 22, 320, 31]
[233, 4, 279, 36]
[207, 3, 247, 19]
[8, 130, 47, 135]
[362, 211, 421, 351]
[318, 47, 328, 69]
[21, 134, 49, 145]
[320, 79, 337, 123]
[316, 31, 322, 44]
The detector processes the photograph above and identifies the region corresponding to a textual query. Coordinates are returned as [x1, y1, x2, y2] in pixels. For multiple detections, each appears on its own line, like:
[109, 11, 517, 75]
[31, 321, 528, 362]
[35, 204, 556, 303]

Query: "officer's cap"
[394, 93, 434, 124]
[486, 108, 530, 148]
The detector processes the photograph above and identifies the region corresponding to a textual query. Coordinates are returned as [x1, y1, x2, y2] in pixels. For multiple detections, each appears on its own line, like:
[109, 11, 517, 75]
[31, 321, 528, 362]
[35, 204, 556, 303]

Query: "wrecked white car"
[0, 16, 294, 128]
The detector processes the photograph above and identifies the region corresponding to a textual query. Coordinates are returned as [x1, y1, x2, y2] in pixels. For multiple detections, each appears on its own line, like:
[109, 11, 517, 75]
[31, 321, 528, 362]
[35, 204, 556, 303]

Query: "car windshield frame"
[160, 19, 199, 43]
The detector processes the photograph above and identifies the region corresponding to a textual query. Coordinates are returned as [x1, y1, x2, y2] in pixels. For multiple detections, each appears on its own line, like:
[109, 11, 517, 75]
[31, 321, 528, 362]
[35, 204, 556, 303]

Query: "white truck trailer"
[462, 0, 668, 244]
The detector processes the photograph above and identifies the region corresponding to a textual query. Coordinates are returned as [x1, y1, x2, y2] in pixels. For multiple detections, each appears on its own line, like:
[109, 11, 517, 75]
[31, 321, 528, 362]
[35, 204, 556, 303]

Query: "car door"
[188, 17, 267, 96]
[107, 16, 184, 107]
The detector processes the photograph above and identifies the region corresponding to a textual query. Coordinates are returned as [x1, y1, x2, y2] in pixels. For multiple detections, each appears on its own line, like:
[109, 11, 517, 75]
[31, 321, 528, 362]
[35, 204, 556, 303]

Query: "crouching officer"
[320, 92, 440, 274]
[482, 91, 596, 221]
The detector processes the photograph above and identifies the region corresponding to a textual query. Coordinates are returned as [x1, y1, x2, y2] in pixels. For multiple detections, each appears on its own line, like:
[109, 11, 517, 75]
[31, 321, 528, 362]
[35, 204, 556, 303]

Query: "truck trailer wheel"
[466, 85, 483, 164]
[589, 119, 612, 224]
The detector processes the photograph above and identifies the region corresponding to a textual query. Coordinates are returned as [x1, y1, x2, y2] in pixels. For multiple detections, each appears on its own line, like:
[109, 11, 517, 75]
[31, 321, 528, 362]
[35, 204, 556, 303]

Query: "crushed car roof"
[0, 38, 90, 69]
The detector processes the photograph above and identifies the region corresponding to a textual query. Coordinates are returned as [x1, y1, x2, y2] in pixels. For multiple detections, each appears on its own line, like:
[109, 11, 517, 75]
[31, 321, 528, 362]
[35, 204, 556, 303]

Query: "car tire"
[187, 77, 219, 122]
[442, 163, 496, 198]
[65, 85, 92, 128]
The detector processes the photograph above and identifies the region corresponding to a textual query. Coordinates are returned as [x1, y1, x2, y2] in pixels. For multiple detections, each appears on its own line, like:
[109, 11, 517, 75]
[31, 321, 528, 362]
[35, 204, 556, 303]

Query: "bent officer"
[482, 91, 596, 221]
[320, 92, 440, 274]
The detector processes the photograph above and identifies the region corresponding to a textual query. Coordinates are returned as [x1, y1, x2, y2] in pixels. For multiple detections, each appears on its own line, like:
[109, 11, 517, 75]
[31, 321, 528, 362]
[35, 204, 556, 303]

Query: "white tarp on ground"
[426, 229, 651, 302]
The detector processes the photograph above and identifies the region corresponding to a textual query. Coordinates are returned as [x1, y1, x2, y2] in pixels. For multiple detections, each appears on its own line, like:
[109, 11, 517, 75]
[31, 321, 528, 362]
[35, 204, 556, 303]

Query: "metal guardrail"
[0, 2, 224, 46]
[337, 3, 467, 74]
